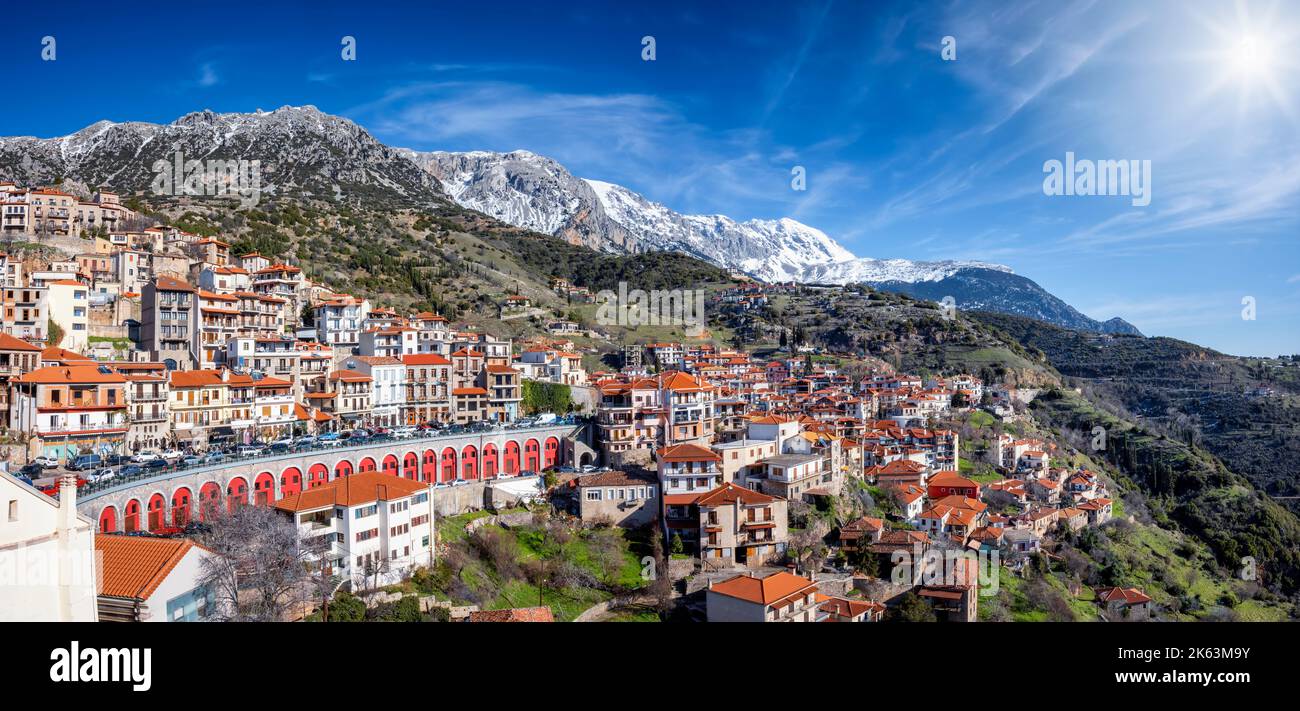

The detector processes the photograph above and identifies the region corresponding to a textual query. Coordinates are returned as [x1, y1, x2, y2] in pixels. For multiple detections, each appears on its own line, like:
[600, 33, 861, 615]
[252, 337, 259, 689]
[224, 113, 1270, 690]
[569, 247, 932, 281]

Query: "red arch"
[124, 499, 142, 533]
[440, 448, 457, 483]
[359, 457, 377, 473]
[147, 493, 167, 531]
[98, 505, 118, 533]
[461, 445, 479, 480]
[280, 467, 302, 497]
[199, 482, 222, 522]
[403, 452, 419, 479]
[524, 439, 540, 472]
[483, 444, 499, 480]
[544, 437, 560, 469]
[382, 454, 399, 477]
[308, 463, 330, 489]
[421, 449, 436, 482]
[504, 441, 521, 476]
[227, 477, 249, 512]
[335, 460, 353, 479]
[171, 487, 193, 527]
[254, 472, 276, 505]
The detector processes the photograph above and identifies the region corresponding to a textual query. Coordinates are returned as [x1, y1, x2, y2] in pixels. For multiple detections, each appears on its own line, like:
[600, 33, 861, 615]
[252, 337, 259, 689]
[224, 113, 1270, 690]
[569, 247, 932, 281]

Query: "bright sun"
[1227, 33, 1275, 80]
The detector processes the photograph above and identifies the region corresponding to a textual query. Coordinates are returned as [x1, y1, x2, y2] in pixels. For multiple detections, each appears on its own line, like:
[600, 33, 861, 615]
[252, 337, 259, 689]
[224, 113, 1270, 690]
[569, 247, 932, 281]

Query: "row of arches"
[96, 437, 561, 534]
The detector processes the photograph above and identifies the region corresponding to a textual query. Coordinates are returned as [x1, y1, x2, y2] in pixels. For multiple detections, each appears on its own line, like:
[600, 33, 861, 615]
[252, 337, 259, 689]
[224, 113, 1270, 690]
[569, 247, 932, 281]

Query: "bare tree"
[197, 504, 325, 621]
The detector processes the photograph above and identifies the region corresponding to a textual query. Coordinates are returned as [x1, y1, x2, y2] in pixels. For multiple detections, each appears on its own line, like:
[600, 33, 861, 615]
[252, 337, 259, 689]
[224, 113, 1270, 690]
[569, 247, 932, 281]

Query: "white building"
[274, 473, 435, 589]
[343, 355, 406, 428]
[46, 280, 90, 352]
[0, 473, 97, 621]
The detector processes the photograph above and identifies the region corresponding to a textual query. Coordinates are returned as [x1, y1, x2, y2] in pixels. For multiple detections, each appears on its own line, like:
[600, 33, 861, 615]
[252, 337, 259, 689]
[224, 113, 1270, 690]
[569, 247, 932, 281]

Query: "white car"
[237, 445, 266, 457]
[159, 449, 184, 461]
[33, 456, 60, 469]
[392, 427, 417, 439]
[88, 468, 116, 484]
[270, 438, 294, 448]
[131, 451, 161, 464]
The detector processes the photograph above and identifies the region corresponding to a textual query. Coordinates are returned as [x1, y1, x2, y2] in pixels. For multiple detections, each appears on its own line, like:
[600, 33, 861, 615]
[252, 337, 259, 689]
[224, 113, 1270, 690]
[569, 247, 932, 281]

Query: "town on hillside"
[0, 191, 1161, 623]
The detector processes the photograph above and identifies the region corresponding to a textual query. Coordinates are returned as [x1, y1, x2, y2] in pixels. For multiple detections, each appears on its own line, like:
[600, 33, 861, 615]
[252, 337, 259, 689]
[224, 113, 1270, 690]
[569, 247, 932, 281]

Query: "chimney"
[57, 475, 78, 531]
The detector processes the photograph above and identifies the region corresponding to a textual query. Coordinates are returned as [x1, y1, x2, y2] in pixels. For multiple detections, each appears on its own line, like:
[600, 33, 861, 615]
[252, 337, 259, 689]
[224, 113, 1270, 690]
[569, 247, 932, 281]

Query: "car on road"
[159, 449, 184, 461]
[201, 452, 227, 466]
[18, 462, 44, 478]
[237, 445, 266, 457]
[270, 437, 294, 448]
[117, 464, 144, 478]
[393, 427, 417, 439]
[181, 456, 203, 468]
[131, 450, 161, 464]
[143, 459, 169, 470]
[87, 468, 116, 484]
[294, 436, 316, 448]
[68, 454, 103, 471]
[13, 473, 34, 487]
[33, 456, 60, 469]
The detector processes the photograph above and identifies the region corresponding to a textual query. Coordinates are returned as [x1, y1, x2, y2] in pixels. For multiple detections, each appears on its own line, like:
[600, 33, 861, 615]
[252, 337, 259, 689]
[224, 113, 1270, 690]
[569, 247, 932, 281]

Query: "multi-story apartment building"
[313, 295, 369, 352]
[46, 280, 89, 352]
[343, 356, 405, 428]
[656, 442, 723, 496]
[194, 290, 239, 367]
[2, 285, 48, 343]
[274, 472, 435, 589]
[479, 364, 522, 422]
[307, 369, 371, 427]
[141, 276, 196, 368]
[10, 364, 128, 460]
[0, 333, 40, 429]
[401, 353, 451, 425]
[451, 387, 489, 424]
[119, 365, 170, 452]
[659, 371, 717, 446]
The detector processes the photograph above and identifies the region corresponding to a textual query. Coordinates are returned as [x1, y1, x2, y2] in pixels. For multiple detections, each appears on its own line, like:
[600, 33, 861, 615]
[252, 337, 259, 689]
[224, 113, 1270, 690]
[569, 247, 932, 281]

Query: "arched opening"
[308, 463, 330, 489]
[524, 439, 540, 472]
[403, 452, 419, 479]
[253, 472, 276, 505]
[199, 482, 222, 522]
[382, 454, 399, 477]
[280, 467, 302, 497]
[544, 437, 560, 469]
[335, 460, 353, 479]
[123, 499, 142, 533]
[359, 457, 377, 473]
[504, 441, 521, 476]
[483, 444, 499, 480]
[579, 451, 594, 467]
[98, 506, 118, 534]
[461, 445, 479, 480]
[421, 449, 436, 482]
[147, 494, 167, 531]
[227, 477, 249, 512]
[171, 487, 193, 527]
[440, 448, 457, 483]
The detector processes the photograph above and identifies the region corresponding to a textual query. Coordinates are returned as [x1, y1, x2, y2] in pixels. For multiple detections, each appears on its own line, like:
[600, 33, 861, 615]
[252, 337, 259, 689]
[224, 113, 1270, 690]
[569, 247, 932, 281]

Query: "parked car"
[18, 462, 44, 478]
[270, 437, 294, 448]
[117, 464, 144, 478]
[393, 427, 417, 439]
[159, 449, 184, 461]
[131, 450, 161, 464]
[317, 432, 341, 442]
[201, 452, 227, 466]
[181, 456, 203, 468]
[68, 454, 103, 471]
[294, 436, 317, 448]
[13, 474, 34, 487]
[143, 459, 169, 470]
[237, 445, 266, 457]
[33, 456, 59, 469]
[103, 454, 131, 467]
[267, 442, 291, 454]
[87, 468, 116, 484]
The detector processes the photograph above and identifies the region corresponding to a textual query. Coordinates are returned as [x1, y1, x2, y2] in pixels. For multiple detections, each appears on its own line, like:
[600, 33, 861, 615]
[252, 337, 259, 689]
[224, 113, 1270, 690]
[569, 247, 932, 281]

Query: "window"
[7, 500, 16, 522]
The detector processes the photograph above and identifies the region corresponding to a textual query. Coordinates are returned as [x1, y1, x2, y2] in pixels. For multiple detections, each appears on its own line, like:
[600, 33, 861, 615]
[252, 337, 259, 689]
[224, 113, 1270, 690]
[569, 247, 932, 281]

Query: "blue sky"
[3, 0, 1298, 355]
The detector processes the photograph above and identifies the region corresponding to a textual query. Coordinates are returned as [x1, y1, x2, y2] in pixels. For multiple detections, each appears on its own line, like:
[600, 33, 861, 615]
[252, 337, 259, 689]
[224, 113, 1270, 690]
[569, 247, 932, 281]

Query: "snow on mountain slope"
[798, 257, 1014, 284]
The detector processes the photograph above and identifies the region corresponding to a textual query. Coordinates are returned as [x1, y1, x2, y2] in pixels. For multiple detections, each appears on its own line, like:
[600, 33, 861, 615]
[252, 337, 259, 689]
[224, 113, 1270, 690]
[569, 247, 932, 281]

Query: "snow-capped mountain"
[0, 105, 447, 206]
[797, 257, 1014, 284]
[408, 150, 856, 281]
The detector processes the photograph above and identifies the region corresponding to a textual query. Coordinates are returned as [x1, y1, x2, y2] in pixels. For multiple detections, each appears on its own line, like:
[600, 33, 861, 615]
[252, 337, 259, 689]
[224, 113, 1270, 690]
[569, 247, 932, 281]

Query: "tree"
[889, 592, 937, 622]
[46, 319, 64, 349]
[197, 504, 326, 621]
[670, 533, 684, 555]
